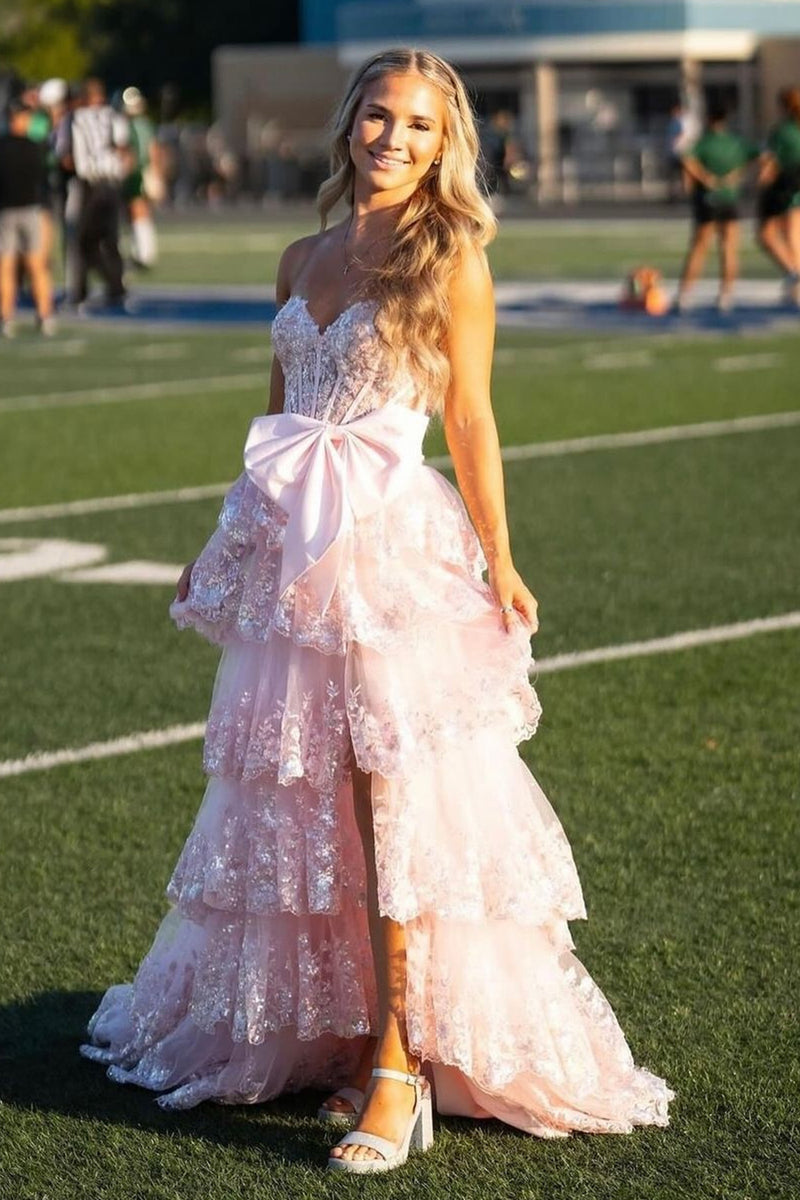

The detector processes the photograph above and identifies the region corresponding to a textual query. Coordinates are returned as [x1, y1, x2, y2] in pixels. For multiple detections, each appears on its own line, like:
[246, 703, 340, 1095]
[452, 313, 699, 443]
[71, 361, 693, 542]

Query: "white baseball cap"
[39, 78, 68, 107]
[122, 86, 146, 115]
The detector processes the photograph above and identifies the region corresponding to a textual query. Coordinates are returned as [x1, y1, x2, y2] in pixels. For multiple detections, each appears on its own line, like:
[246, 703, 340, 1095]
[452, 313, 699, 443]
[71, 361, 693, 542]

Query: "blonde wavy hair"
[317, 48, 497, 411]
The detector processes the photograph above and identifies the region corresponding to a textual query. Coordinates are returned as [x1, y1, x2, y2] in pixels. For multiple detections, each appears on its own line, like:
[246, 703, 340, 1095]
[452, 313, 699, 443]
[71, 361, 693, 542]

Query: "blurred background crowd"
[2, 0, 800, 334]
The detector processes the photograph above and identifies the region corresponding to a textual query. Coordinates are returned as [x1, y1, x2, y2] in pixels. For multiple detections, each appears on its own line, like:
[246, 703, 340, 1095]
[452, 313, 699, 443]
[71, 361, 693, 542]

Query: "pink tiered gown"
[79, 294, 675, 1136]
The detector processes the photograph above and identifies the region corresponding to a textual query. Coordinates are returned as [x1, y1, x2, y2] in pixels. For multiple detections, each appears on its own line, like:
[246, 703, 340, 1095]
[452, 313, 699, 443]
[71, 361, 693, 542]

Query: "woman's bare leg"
[24, 251, 54, 320]
[0, 253, 17, 323]
[786, 208, 800, 268]
[785, 209, 800, 303]
[757, 215, 796, 274]
[328, 764, 420, 1164]
[717, 220, 739, 307]
[40, 209, 55, 274]
[319, 1036, 376, 1115]
[677, 222, 713, 305]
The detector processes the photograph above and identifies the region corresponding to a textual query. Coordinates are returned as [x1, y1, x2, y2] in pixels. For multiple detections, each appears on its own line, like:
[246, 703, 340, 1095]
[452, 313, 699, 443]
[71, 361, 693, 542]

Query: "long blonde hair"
[317, 48, 497, 411]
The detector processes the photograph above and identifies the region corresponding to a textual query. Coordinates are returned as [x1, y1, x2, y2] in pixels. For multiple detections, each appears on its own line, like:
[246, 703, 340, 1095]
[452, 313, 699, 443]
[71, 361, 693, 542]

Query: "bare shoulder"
[448, 241, 494, 316]
[275, 231, 325, 302]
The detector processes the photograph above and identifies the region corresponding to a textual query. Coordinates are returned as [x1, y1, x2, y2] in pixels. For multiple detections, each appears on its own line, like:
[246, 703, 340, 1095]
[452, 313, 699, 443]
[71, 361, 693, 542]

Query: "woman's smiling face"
[349, 72, 446, 199]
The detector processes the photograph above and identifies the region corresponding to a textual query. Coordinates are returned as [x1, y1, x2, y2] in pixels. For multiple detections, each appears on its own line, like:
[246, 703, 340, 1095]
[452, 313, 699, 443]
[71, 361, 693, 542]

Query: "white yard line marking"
[712, 353, 783, 373]
[16, 339, 87, 358]
[534, 612, 800, 674]
[493, 346, 568, 366]
[159, 232, 287, 251]
[0, 537, 106, 580]
[0, 372, 265, 414]
[60, 560, 184, 585]
[426, 409, 800, 466]
[2, 611, 798, 779]
[231, 346, 272, 363]
[0, 723, 207, 778]
[0, 483, 231, 525]
[584, 349, 653, 370]
[497, 219, 686, 237]
[3, 408, 798, 526]
[124, 343, 188, 361]
[493, 341, 655, 368]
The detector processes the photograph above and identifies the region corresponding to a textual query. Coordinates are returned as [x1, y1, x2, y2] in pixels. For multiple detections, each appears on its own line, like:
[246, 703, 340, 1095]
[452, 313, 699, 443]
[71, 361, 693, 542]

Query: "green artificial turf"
[0, 422, 798, 761]
[1, 633, 796, 1199]
[1, 252, 797, 1200]
[2, 325, 800, 508]
[130, 215, 787, 287]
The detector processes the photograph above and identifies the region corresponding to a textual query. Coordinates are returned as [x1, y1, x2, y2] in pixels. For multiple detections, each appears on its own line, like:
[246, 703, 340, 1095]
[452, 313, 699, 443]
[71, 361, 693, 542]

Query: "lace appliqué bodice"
[271, 295, 429, 423]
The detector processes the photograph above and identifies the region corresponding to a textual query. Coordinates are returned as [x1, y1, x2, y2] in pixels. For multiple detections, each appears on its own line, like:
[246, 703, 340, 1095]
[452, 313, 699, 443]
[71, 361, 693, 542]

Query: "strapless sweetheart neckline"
[283, 294, 377, 339]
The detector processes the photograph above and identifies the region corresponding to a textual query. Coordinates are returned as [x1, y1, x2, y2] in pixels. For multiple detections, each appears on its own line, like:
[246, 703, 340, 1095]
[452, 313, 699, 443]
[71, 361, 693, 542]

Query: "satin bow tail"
[243, 403, 429, 610]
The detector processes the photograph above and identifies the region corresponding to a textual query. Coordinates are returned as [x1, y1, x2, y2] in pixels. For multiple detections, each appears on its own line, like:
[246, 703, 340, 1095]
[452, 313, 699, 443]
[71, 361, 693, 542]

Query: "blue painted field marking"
[44, 281, 800, 336]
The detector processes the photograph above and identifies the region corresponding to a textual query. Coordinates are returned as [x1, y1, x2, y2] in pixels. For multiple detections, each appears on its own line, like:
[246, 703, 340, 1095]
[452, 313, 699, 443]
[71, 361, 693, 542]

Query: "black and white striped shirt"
[68, 105, 130, 183]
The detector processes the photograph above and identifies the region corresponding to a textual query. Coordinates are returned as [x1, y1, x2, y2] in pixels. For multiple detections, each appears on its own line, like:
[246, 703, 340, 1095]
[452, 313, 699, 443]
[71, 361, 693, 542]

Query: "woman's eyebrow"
[365, 102, 437, 125]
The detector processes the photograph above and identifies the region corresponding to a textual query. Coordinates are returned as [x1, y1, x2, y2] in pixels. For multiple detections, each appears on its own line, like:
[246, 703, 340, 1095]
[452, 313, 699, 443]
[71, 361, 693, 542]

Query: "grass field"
[142, 212, 786, 286]
[1, 216, 798, 1200]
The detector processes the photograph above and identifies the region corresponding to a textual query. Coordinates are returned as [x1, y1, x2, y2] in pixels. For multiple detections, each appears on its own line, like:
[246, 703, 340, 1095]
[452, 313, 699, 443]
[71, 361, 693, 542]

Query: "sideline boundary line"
[2, 409, 798, 525]
[471, 409, 800, 465]
[2, 611, 798, 778]
[0, 372, 266, 414]
[534, 612, 800, 674]
[0, 483, 234, 525]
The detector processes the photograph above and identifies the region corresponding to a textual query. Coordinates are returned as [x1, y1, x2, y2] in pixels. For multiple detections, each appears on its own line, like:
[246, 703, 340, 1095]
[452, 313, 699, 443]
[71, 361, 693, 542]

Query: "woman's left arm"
[442, 245, 538, 635]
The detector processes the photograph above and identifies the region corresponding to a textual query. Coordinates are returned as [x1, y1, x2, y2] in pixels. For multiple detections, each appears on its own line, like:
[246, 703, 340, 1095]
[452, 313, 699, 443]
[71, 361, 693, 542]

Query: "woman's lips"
[369, 151, 410, 169]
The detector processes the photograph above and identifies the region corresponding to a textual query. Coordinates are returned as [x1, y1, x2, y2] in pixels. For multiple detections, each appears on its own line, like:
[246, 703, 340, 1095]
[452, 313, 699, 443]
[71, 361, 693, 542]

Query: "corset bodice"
[270, 294, 428, 423]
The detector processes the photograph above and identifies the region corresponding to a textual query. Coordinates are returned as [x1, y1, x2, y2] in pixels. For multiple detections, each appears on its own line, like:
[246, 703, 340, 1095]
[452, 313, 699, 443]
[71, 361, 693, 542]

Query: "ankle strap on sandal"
[371, 1066, 421, 1086]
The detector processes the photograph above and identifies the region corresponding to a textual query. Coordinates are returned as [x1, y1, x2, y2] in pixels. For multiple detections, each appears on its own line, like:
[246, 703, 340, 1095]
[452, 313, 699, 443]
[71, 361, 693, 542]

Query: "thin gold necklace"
[342, 212, 392, 276]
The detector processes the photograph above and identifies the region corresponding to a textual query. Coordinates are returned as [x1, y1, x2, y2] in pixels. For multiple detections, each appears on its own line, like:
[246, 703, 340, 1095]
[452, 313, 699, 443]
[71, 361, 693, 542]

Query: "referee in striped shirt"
[61, 78, 131, 307]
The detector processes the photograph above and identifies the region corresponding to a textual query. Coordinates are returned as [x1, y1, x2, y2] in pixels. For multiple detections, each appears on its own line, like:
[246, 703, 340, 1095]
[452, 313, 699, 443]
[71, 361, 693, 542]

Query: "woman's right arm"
[681, 155, 715, 189]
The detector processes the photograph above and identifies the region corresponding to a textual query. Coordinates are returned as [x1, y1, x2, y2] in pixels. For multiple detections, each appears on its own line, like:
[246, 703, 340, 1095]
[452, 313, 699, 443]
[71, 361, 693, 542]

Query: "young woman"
[756, 87, 800, 306]
[675, 102, 758, 313]
[79, 48, 674, 1175]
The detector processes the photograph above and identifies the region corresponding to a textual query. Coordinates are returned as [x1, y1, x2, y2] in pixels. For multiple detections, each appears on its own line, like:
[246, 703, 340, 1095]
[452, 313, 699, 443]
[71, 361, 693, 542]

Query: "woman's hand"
[488, 559, 539, 635]
[175, 560, 195, 602]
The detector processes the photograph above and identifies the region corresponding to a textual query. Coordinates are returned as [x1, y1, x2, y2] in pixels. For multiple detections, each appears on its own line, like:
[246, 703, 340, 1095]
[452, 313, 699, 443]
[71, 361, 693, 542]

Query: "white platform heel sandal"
[326, 1067, 434, 1173]
[316, 1086, 365, 1127]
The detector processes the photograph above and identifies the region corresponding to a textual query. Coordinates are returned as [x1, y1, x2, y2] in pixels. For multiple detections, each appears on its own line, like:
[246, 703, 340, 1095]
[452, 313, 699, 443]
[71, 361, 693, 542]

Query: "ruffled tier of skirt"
[169, 466, 498, 657]
[79, 872, 672, 1133]
[79, 462, 675, 1135]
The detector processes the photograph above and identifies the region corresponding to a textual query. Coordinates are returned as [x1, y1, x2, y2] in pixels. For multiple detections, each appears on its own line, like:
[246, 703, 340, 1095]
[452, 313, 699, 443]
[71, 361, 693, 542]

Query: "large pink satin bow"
[243, 403, 429, 610]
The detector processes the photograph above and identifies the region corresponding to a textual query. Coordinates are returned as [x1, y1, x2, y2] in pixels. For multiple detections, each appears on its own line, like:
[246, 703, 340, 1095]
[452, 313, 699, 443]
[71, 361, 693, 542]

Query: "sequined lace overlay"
[171, 463, 496, 658]
[273, 295, 432, 424]
[79, 293, 675, 1133]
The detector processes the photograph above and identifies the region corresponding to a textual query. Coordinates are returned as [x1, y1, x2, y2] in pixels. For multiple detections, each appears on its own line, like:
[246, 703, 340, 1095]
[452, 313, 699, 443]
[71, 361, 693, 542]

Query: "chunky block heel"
[410, 1088, 434, 1151]
[326, 1066, 434, 1173]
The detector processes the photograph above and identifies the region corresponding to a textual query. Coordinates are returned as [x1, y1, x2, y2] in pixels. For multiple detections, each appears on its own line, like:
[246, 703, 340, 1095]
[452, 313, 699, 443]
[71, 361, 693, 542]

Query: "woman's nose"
[380, 122, 406, 149]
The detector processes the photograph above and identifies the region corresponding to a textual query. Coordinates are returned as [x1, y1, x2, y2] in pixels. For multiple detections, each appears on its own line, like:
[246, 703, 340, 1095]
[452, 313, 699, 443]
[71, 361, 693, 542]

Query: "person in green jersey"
[756, 87, 800, 306]
[121, 86, 162, 269]
[676, 102, 759, 313]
